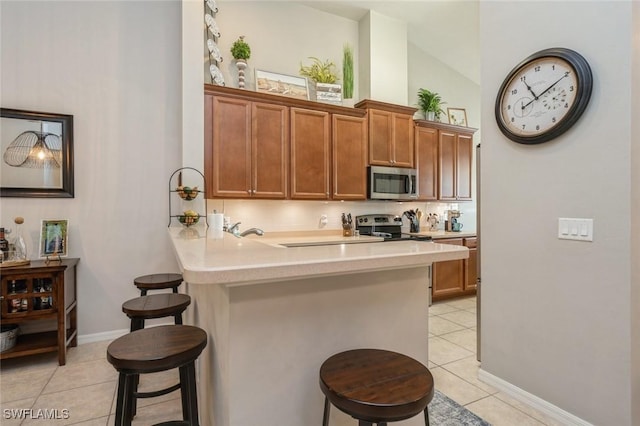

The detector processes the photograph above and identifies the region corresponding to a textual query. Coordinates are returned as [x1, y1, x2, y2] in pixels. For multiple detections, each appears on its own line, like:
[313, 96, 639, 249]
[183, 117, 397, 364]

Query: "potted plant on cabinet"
[417, 88, 446, 121]
[300, 57, 341, 104]
[230, 36, 251, 89]
[342, 44, 354, 106]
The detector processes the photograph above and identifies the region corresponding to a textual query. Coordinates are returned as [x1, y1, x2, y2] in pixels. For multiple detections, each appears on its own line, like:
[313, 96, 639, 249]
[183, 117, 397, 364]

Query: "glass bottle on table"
[0, 227, 9, 262]
[12, 217, 27, 260]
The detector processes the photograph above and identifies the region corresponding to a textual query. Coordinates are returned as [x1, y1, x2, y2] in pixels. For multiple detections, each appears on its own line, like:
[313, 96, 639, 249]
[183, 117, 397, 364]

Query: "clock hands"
[521, 72, 570, 110]
[521, 79, 538, 100]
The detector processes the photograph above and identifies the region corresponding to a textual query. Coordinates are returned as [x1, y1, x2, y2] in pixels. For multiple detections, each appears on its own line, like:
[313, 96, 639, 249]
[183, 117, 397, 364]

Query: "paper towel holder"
[168, 167, 208, 227]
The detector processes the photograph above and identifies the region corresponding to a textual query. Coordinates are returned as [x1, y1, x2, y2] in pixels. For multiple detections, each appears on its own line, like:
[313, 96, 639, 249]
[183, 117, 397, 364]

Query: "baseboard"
[478, 368, 594, 426]
[77, 321, 174, 345]
[78, 328, 129, 345]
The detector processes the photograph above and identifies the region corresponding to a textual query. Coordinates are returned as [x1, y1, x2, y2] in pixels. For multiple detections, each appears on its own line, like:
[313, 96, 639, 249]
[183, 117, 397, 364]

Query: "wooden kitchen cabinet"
[290, 107, 330, 199]
[415, 120, 476, 202]
[415, 125, 438, 201]
[432, 237, 477, 301]
[332, 114, 368, 200]
[205, 94, 288, 199]
[355, 99, 417, 168]
[0, 258, 78, 365]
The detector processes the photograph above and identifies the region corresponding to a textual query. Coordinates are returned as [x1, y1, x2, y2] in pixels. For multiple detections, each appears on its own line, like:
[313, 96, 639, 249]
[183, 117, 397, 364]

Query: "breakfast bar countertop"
[168, 226, 469, 286]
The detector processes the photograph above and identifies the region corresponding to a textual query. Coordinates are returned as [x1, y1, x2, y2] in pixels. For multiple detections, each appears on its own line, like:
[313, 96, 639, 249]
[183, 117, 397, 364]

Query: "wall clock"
[495, 47, 593, 144]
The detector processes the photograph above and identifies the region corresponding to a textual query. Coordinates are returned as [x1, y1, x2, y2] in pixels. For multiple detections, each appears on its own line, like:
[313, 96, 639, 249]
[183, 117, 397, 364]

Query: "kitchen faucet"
[225, 222, 264, 238]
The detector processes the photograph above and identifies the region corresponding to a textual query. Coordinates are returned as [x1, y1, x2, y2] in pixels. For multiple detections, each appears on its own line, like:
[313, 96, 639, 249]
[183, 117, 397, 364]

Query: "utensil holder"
[342, 227, 353, 237]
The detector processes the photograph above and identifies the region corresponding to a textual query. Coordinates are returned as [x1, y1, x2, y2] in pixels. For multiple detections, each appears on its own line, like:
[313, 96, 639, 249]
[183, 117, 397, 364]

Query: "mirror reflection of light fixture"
[3, 131, 62, 169]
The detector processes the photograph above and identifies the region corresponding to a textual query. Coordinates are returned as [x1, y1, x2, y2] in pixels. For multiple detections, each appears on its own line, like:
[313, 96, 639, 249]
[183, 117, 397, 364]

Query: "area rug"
[429, 390, 491, 425]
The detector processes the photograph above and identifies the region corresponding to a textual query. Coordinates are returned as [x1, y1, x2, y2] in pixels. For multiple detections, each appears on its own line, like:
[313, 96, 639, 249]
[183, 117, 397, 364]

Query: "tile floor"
[0, 296, 563, 425]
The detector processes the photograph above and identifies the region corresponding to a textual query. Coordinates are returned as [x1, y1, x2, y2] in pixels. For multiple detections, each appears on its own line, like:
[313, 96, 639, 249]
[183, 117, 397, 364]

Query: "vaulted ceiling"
[298, 1, 480, 85]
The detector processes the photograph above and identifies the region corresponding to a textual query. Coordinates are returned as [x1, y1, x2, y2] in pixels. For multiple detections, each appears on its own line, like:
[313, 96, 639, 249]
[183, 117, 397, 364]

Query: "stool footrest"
[135, 382, 181, 399]
[153, 421, 190, 426]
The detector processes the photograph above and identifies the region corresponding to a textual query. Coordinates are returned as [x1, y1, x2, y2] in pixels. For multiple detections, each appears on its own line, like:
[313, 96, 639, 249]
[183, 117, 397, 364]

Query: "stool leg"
[115, 373, 134, 426]
[180, 361, 200, 425]
[130, 318, 144, 332]
[131, 374, 139, 419]
[358, 421, 373, 426]
[174, 313, 183, 325]
[322, 397, 330, 426]
[173, 287, 178, 294]
[424, 407, 430, 426]
[140, 289, 148, 296]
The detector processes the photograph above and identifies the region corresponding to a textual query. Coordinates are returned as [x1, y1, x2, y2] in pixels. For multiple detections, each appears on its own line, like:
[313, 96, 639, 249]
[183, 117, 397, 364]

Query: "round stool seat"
[107, 325, 207, 374]
[134, 273, 183, 295]
[320, 349, 434, 424]
[122, 293, 191, 321]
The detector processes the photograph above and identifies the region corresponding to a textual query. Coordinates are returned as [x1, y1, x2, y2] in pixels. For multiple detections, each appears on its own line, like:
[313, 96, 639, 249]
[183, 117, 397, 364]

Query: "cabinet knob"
[247, 190, 251, 194]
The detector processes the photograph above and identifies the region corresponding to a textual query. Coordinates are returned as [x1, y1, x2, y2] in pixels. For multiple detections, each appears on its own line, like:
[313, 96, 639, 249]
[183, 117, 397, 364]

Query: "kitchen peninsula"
[169, 227, 468, 426]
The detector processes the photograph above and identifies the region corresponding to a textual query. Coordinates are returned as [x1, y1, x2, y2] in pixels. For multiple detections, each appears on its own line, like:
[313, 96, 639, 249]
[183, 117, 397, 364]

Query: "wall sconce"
[3, 131, 62, 169]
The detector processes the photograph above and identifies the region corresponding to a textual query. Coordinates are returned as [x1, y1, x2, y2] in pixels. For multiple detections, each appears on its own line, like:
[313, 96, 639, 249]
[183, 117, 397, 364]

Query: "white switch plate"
[558, 218, 593, 241]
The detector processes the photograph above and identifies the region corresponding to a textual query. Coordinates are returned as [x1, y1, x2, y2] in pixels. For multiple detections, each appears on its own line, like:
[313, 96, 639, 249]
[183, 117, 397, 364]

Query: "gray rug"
[429, 390, 491, 425]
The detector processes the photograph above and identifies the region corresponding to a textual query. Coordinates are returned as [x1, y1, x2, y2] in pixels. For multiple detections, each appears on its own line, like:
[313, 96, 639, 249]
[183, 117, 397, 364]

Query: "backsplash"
[204, 199, 476, 233]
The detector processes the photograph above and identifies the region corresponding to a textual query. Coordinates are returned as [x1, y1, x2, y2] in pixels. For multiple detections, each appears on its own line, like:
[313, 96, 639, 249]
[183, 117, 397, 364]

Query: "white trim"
[77, 322, 174, 345]
[478, 368, 594, 426]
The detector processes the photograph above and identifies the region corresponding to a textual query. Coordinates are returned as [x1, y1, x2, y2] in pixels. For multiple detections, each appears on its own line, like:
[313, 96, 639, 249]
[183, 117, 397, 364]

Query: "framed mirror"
[1, 108, 74, 198]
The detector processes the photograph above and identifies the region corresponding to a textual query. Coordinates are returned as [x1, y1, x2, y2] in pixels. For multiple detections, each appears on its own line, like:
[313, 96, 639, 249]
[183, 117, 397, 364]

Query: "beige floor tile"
[438, 309, 477, 328]
[445, 296, 476, 310]
[0, 352, 59, 374]
[65, 340, 110, 365]
[1, 367, 55, 403]
[464, 305, 477, 314]
[114, 398, 184, 425]
[428, 336, 474, 366]
[494, 392, 567, 426]
[0, 397, 36, 426]
[431, 366, 489, 405]
[440, 357, 497, 394]
[428, 302, 460, 316]
[109, 370, 182, 414]
[23, 381, 116, 425]
[439, 328, 477, 352]
[67, 416, 108, 426]
[466, 395, 545, 426]
[428, 316, 466, 336]
[42, 358, 117, 394]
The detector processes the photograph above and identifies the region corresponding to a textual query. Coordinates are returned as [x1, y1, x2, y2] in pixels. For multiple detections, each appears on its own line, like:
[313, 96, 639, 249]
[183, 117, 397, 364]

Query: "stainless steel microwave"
[368, 166, 418, 200]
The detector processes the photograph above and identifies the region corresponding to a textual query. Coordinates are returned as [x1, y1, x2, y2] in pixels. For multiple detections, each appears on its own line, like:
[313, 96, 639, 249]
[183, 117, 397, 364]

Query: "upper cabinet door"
[438, 130, 457, 201]
[332, 114, 368, 200]
[209, 96, 252, 198]
[368, 109, 393, 166]
[290, 108, 330, 199]
[252, 102, 289, 199]
[392, 113, 414, 168]
[456, 133, 473, 201]
[415, 126, 438, 201]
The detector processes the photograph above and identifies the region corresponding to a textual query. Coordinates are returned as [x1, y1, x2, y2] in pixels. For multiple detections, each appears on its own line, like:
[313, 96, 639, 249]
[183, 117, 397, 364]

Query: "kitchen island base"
[184, 266, 430, 426]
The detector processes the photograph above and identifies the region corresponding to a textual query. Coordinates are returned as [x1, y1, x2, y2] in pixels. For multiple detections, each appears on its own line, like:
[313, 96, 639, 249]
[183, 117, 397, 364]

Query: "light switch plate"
[558, 218, 593, 241]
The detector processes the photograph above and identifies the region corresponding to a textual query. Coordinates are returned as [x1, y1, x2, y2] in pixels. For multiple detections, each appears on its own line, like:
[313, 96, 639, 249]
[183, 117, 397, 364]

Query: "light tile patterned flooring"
[0, 296, 563, 425]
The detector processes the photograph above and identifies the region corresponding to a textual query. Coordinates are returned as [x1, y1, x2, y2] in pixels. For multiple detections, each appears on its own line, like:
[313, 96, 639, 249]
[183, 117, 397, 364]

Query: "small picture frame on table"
[39, 219, 68, 260]
[447, 108, 468, 127]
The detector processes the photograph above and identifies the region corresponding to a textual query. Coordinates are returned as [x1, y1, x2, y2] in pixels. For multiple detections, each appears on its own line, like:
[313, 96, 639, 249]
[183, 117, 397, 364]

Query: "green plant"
[230, 36, 251, 60]
[342, 44, 354, 99]
[299, 57, 338, 84]
[417, 88, 446, 120]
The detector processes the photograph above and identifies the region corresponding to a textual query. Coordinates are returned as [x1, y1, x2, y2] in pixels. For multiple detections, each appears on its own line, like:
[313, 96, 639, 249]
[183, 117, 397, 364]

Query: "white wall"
[0, 1, 182, 337]
[479, 2, 634, 425]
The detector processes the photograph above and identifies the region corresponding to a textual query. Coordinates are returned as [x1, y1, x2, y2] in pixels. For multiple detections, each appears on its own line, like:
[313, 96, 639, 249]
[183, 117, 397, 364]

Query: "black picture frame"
[0, 108, 74, 197]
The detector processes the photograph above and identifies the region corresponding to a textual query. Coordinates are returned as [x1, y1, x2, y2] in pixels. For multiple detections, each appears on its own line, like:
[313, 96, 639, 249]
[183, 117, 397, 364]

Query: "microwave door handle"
[407, 175, 412, 195]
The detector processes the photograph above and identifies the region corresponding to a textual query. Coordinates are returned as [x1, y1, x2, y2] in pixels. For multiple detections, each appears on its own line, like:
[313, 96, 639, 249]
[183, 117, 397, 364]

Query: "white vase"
[236, 60, 247, 89]
[425, 111, 435, 121]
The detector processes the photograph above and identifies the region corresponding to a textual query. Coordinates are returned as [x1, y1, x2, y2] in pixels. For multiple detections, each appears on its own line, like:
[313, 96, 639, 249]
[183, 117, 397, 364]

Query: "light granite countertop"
[168, 227, 469, 286]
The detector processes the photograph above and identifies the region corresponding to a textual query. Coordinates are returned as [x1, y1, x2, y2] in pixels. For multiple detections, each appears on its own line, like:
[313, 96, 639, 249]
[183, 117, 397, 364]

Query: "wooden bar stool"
[107, 325, 207, 426]
[319, 349, 434, 426]
[122, 293, 191, 331]
[134, 273, 183, 295]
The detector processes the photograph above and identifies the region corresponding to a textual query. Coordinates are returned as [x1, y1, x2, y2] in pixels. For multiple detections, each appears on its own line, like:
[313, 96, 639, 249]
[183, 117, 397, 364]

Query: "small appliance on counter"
[444, 210, 463, 232]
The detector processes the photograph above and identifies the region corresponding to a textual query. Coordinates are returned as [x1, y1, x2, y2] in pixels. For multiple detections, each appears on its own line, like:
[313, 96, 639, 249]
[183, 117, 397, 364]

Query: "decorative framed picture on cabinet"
[39, 219, 68, 258]
[255, 69, 309, 100]
[447, 108, 468, 127]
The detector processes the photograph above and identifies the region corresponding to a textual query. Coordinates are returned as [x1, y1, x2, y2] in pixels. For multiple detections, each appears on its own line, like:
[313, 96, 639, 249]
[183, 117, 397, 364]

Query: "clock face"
[495, 48, 592, 144]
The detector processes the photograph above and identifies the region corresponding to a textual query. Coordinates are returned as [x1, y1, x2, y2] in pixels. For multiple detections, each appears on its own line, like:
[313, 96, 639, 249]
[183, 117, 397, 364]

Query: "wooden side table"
[0, 258, 79, 365]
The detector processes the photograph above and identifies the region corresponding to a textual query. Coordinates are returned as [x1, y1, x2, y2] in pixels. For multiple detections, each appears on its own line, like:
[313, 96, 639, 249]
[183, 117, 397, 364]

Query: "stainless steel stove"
[355, 214, 432, 242]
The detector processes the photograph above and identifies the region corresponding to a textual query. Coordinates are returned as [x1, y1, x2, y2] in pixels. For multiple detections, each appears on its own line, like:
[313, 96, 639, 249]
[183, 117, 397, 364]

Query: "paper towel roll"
[208, 213, 224, 231]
